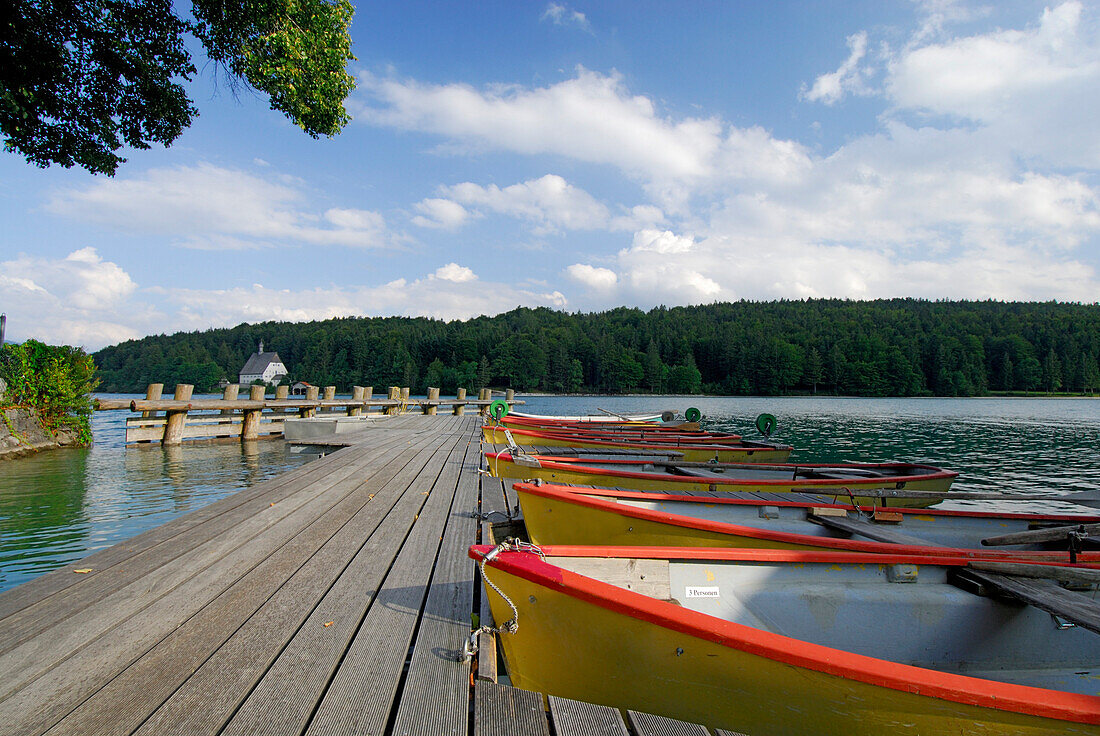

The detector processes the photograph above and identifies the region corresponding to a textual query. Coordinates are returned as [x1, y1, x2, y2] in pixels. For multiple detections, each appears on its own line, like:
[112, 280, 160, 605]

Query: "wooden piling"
[505, 389, 515, 403]
[143, 384, 163, 420]
[424, 387, 439, 415]
[453, 388, 466, 415]
[220, 385, 239, 418]
[241, 385, 266, 440]
[349, 386, 364, 416]
[302, 385, 320, 418]
[478, 388, 490, 415]
[385, 387, 400, 416]
[275, 385, 289, 400]
[162, 384, 193, 446]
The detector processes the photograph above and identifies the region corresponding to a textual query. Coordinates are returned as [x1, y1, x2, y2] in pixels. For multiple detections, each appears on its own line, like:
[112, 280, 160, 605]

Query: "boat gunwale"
[514, 481, 1100, 561]
[484, 424, 748, 442]
[470, 543, 1100, 725]
[518, 482, 1100, 521]
[484, 427, 788, 452]
[486, 451, 959, 487]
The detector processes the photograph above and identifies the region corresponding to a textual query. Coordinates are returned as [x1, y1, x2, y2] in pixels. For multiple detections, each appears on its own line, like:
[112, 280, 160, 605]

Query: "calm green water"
[0, 395, 312, 592]
[2, 394, 1099, 593]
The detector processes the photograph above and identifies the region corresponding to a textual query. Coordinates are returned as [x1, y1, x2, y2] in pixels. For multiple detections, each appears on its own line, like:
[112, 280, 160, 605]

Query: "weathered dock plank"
[476, 680, 550, 736]
[548, 694, 630, 736]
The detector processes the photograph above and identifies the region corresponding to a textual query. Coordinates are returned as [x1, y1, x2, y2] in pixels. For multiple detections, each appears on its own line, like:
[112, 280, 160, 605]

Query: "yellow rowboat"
[485, 451, 958, 507]
[513, 481, 1100, 559]
[471, 544, 1100, 735]
[481, 425, 791, 463]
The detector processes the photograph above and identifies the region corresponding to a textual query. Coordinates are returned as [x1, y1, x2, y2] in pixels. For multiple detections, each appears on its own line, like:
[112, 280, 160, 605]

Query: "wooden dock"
[0, 414, 740, 736]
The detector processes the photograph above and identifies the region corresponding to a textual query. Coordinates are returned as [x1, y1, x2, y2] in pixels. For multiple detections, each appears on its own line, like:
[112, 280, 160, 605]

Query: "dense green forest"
[92, 300, 1100, 397]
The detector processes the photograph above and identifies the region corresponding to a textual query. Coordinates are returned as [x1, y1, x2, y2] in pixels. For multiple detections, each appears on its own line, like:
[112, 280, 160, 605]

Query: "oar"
[966, 560, 1100, 587]
[955, 566, 1100, 634]
[982, 522, 1100, 547]
[802, 488, 1100, 509]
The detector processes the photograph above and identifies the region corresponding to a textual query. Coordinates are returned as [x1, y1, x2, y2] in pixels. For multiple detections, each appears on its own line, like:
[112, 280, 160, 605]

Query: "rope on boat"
[841, 486, 864, 514]
[462, 538, 544, 660]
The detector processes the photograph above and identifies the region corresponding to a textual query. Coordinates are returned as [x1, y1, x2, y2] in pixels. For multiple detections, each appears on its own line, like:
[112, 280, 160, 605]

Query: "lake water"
[2, 394, 1099, 593]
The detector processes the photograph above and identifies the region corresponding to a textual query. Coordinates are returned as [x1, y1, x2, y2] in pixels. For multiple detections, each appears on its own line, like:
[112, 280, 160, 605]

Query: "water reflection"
[0, 401, 311, 592]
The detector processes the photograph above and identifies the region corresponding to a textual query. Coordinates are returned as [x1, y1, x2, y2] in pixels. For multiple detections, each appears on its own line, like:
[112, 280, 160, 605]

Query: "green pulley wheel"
[755, 412, 777, 438]
[489, 399, 509, 420]
[685, 407, 702, 423]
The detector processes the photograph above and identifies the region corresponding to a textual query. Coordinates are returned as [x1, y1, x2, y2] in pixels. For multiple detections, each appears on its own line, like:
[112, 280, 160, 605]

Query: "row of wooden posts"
[94, 383, 517, 445]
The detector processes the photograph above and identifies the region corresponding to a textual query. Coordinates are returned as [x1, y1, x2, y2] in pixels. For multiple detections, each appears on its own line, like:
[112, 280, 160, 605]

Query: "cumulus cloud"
[432, 263, 477, 282]
[802, 31, 873, 104]
[0, 248, 143, 348]
[439, 175, 609, 233]
[46, 163, 395, 249]
[412, 198, 474, 229]
[566, 263, 618, 290]
[887, 1, 1100, 168]
[355, 67, 817, 215]
[356, 69, 724, 190]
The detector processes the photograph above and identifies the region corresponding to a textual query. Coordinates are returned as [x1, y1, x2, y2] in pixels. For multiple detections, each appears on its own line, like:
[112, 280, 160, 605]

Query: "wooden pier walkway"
[0, 414, 739, 736]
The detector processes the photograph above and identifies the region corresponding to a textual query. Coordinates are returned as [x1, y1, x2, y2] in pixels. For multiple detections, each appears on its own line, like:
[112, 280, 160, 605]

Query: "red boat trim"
[521, 482, 1100, 522]
[490, 427, 780, 452]
[486, 451, 959, 487]
[514, 482, 1100, 561]
[469, 544, 1100, 725]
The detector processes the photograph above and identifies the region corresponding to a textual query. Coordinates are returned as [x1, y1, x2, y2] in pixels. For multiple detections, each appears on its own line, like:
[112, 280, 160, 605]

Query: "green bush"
[0, 340, 99, 445]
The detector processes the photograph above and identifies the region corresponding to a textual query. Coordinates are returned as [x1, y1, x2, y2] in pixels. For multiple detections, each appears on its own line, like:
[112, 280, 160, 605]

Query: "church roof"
[240, 351, 285, 375]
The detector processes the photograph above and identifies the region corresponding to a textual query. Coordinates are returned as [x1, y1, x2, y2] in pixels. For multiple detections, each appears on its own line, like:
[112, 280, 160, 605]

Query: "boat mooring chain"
[462, 538, 544, 660]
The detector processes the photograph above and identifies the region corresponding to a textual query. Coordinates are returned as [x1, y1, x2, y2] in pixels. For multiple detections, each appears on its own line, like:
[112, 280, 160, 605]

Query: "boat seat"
[952, 570, 1100, 634]
[803, 468, 889, 479]
[809, 514, 946, 547]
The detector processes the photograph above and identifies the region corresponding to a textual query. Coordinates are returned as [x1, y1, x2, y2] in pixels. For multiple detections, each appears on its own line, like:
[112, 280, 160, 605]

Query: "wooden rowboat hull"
[481, 426, 792, 463]
[514, 481, 1100, 558]
[486, 452, 957, 508]
[472, 545, 1100, 735]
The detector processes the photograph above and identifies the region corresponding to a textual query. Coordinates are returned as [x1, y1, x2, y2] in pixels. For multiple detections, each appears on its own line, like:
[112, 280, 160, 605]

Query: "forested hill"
[92, 300, 1100, 397]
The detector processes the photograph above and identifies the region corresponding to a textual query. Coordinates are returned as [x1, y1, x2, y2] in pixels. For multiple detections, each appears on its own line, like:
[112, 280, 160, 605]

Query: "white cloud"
[412, 198, 473, 229]
[356, 68, 812, 214]
[0, 249, 143, 348]
[541, 3, 592, 33]
[419, 175, 665, 234]
[628, 229, 696, 255]
[890, 1, 1100, 168]
[46, 163, 394, 249]
[356, 68, 725, 190]
[802, 31, 872, 104]
[440, 175, 610, 233]
[162, 273, 568, 330]
[433, 263, 477, 282]
[566, 263, 618, 290]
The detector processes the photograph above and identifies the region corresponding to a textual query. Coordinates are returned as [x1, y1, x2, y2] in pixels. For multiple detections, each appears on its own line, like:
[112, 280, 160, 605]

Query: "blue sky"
[2, 0, 1099, 350]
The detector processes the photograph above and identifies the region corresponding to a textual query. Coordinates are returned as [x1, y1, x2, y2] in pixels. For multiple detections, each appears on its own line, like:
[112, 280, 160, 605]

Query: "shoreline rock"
[0, 407, 82, 461]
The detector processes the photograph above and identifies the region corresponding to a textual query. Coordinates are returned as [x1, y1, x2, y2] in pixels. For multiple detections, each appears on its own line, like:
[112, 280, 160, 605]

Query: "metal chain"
[462, 538, 544, 660]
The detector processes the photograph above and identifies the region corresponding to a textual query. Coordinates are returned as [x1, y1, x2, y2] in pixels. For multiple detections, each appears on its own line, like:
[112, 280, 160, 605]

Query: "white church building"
[238, 341, 288, 385]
